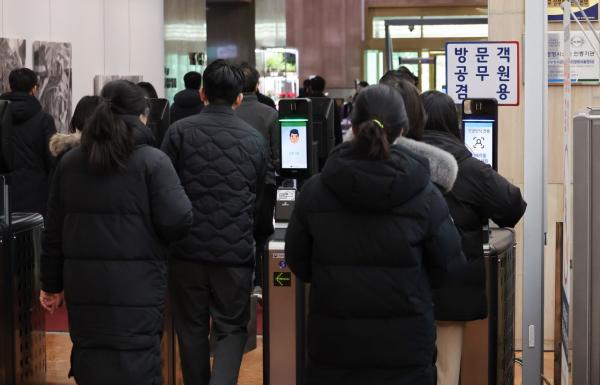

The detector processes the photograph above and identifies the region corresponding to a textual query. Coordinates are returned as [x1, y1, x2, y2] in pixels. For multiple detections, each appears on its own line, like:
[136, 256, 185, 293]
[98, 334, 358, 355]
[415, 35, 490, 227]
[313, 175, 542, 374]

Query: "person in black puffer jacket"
[40, 80, 193, 385]
[420, 91, 526, 385]
[170, 71, 204, 124]
[285, 84, 466, 385]
[0, 68, 56, 216]
[161, 60, 267, 385]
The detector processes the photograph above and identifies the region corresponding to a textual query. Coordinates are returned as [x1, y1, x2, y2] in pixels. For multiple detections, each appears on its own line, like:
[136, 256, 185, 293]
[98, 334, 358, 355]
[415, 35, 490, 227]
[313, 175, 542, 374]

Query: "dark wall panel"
[207, 1, 256, 65]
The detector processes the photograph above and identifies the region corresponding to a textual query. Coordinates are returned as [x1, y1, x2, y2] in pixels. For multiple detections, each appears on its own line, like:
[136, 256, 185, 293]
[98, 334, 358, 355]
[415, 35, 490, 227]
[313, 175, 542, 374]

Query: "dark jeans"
[170, 259, 253, 385]
[254, 184, 276, 287]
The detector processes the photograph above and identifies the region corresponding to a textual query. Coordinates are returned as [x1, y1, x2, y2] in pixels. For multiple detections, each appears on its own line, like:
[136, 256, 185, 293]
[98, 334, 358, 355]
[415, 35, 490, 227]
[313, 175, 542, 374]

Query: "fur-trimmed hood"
[342, 130, 458, 192]
[395, 137, 458, 193]
[49, 132, 81, 157]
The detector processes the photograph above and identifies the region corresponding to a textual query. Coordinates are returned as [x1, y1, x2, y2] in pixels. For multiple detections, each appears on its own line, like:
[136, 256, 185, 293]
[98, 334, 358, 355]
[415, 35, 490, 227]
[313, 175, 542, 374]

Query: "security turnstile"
[461, 228, 516, 385]
[263, 228, 306, 385]
[0, 213, 46, 385]
[573, 110, 600, 385]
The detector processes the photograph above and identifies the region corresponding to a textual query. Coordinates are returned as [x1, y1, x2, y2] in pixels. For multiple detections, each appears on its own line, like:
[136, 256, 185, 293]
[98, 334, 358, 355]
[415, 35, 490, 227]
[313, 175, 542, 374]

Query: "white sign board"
[446, 41, 520, 106]
[548, 31, 600, 84]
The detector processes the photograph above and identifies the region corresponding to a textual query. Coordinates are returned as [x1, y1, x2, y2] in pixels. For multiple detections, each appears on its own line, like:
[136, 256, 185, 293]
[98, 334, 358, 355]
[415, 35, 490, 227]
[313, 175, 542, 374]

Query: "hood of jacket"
[321, 141, 430, 211]
[119, 115, 157, 147]
[421, 130, 472, 164]
[395, 137, 458, 193]
[174, 89, 203, 109]
[0, 92, 42, 123]
[49, 132, 81, 157]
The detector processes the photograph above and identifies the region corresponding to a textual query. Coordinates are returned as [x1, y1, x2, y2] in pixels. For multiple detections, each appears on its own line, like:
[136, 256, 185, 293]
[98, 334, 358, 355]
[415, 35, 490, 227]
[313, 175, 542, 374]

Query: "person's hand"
[39, 290, 64, 314]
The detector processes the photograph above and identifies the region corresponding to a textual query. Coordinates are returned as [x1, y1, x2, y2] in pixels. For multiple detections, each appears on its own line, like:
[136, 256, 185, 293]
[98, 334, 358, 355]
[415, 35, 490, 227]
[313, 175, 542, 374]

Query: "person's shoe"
[252, 286, 263, 304]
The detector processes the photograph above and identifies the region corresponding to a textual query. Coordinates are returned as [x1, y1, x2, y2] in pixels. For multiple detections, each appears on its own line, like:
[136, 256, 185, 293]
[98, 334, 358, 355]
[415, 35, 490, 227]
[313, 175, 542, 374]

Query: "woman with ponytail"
[285, 84, 466, 385]
[39, 80, 193, 385]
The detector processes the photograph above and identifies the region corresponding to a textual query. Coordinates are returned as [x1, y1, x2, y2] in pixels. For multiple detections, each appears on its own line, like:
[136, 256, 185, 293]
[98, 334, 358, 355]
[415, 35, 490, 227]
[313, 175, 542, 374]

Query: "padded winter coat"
[40, 119, 193, 385]
[422, 130, 526, 321]
[0, 92, 56, 216]
[170, 88, 204, 124]
[285, 142, 466, 385]
[161, 104, 267, 265]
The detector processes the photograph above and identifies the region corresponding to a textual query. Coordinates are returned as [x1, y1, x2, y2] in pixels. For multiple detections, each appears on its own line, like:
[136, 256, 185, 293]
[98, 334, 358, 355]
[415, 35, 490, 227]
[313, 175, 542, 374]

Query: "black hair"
[69, 95, 102, 133]
[290, 129, 299, 136]
[240, 63, 260, 93]
[184, 71, 202, 90]
[351, 84, 408, 160]
[303, 79, 311, 87]
[309, 75, 326, 94]
[137, 81, 158, 99]
[203, 60, 244, 106]
[81, 80, 146, 175]
[358, 81, 369, 88]
[421, 90, 461, 140]
[379, 77, 426, 140]
[380, 67, 419, 88]
[9, 68, 38, 93]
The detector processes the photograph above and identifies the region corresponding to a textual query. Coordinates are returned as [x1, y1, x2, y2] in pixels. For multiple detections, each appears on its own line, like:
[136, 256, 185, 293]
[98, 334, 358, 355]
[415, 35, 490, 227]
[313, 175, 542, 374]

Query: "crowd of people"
[0, 60, 526, 385]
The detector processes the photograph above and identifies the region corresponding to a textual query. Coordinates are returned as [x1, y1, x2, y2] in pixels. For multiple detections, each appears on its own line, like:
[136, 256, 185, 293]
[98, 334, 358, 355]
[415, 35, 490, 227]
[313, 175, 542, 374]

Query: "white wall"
[0, 0, 164, 108]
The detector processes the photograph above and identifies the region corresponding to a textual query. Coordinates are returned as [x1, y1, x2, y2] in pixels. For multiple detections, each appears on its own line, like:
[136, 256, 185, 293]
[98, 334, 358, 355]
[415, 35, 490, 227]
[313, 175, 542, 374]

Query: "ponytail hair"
[355, 119, 391, 159]
[351, 84, 408, 160]
[81, 99, 134, 175]
[81, 80, 145, 175]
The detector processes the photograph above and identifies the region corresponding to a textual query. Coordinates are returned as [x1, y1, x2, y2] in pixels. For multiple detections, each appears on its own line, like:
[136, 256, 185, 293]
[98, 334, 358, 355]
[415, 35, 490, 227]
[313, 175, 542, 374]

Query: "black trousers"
[170, 259, 253, 385]
[254, 183, 276, 287]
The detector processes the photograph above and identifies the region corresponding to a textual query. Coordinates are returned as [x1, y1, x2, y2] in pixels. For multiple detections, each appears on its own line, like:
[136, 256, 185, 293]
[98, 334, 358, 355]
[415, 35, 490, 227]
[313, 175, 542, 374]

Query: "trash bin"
[0, 212, 46, 385]
[460, 227, 516, 385]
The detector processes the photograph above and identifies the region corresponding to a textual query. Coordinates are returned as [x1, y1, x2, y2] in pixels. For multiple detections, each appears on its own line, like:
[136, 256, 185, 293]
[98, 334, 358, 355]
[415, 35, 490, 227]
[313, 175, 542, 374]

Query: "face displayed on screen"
[463, 119, 494, 167]
[281, 120, 308, 170]
[290, 130, 300, 144]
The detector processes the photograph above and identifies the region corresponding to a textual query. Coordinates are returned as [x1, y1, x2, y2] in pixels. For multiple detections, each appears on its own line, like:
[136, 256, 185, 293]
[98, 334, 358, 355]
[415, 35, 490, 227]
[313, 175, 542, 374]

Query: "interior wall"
[286, 0, 362, 90]
[207, 1, 256, 65]
[0, 0, 165, 106]
[489, 0, 594, 352]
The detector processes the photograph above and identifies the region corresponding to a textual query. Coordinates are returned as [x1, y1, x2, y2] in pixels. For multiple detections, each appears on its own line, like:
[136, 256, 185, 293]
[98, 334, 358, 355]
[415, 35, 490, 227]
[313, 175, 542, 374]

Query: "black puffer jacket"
[162, 104, 267, 265]
[0, 92, 56, 216]
[40, 120, 193, 385]
[422, 130, 526, 321]
[285, 142, 465, 385]
[170, 88, 204, 124]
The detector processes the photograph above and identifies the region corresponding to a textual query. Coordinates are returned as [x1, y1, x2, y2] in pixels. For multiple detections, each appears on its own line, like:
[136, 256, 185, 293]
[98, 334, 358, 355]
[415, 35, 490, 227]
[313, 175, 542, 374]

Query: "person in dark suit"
[235, 63, 279, 294]
[170, 71, 204, 123]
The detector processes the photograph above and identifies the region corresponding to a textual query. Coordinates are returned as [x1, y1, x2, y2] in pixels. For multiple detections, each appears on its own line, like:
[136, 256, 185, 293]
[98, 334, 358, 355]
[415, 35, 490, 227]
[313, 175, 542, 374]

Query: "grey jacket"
[236, 93, 279, 185]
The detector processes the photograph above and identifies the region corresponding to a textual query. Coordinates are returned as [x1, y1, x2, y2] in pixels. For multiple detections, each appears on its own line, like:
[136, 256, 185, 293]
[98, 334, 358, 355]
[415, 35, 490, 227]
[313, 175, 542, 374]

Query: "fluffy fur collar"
[49, 132, 81, 157]
[394, 137, 458, 193]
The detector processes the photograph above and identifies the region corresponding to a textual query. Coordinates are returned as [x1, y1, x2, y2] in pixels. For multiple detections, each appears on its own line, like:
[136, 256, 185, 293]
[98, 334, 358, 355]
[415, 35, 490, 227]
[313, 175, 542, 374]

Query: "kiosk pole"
[523, 0, 548, 384]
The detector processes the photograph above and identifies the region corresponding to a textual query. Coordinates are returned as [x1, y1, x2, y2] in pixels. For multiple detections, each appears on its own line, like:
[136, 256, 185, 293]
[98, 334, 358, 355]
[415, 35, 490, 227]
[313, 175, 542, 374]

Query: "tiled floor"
[47, 332, 558, 385]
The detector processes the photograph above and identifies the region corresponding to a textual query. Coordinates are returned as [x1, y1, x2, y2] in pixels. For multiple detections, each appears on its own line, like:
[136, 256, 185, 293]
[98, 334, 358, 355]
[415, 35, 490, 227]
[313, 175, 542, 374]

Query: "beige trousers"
[436, 321, 466, 385]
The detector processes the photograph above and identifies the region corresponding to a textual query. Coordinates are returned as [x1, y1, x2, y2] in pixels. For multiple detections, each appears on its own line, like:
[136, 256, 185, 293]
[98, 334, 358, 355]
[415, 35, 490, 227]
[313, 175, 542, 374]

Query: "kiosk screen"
[280, 119, 309, 170]
[463, 119, 494, 167]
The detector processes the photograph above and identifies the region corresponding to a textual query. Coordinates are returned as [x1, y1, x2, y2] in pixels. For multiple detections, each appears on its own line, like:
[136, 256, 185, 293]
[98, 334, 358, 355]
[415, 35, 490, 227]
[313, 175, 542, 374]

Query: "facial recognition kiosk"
[264, 98, 318, 385]
[462, 99, 499, 170]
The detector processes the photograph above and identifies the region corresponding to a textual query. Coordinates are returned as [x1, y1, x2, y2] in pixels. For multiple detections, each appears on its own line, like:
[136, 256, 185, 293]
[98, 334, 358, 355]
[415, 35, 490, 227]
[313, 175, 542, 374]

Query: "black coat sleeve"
[149, 154, 193, 242]
[285, 184, 313, 282]
[475, 163, 526, 228]
[40, 163, 64, 293]
[422, 187, 467, 288]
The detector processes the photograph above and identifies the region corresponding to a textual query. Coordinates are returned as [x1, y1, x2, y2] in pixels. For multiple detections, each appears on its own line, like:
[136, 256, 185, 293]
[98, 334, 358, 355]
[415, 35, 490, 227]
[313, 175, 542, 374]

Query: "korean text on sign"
[446, 42, 520, 106]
